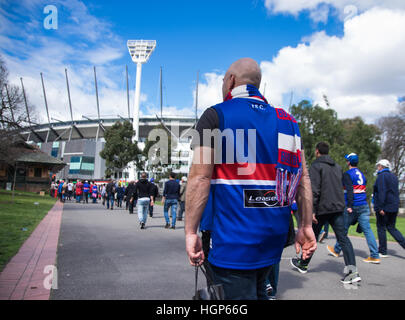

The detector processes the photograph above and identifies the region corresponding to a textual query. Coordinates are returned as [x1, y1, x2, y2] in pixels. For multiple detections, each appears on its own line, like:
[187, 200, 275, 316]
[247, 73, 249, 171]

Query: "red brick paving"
[0, 201, 63, 300]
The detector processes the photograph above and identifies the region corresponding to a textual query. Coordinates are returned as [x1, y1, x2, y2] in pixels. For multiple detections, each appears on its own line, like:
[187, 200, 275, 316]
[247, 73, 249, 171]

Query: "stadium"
[17, 40, 197, 183]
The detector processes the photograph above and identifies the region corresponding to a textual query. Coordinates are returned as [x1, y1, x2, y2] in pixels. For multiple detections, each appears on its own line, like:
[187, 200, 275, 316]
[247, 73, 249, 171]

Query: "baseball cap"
[376, 159, 390, 168]
[345, 153, 359, 165]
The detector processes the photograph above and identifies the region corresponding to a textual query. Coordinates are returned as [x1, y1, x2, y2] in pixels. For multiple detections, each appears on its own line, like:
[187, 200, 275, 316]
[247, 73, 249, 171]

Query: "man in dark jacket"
[373, 159, 405, 257]
[149, 178, 159, 218]
[125, 181, 137, 214]
[163, 172, 180, 229]
[291, 142, 360, 284]
[133, 173, 154, 229]
[105, 180, 115, 210]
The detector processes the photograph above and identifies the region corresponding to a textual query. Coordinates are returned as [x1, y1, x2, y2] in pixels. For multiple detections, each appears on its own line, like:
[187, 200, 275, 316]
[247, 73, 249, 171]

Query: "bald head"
[222, 58, 262, 100]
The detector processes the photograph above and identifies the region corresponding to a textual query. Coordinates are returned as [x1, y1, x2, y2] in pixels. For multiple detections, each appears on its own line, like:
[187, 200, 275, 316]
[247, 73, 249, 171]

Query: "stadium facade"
[19, 115, 196, 181]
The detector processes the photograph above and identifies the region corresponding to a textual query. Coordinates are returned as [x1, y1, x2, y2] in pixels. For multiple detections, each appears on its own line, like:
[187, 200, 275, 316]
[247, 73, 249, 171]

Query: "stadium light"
[127, 40, 156, 142]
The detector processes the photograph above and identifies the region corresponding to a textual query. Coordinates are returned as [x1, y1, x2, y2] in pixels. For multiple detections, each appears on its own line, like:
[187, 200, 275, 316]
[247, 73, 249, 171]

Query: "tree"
[99, 120, 143, 178]
[290, 100, 343, 164]
[143, 123, 180, 182]
[290, 100, 381, 201]
[0, 56, 36, 163]
[377, 103, 405, 189]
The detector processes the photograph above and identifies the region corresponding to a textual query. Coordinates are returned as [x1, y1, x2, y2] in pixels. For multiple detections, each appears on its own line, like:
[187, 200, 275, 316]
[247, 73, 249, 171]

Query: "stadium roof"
[19, 116, 197, 143]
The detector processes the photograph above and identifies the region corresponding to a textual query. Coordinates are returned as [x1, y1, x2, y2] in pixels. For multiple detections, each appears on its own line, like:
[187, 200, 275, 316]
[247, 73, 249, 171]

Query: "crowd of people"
[50, 172, 189, 230]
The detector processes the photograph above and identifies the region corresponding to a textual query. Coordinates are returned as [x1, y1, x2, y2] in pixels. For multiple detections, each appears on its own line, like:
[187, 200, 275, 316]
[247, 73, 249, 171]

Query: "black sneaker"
[341, 271, 361, 284]
[266, 283, 273, 297]
[170, 225, 176, 230]
[165, 223, 170, 229]
[290, 257, 308, 274]
[140, 222, 145, 229]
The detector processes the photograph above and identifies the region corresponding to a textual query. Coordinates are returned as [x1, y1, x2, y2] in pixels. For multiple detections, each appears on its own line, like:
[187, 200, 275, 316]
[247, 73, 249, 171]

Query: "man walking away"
[83, 181, 90, 204]
[116, 183, 125, 208]
[177, 176, 187, 221]
[163, 172, 180, 229]
[329, 153, 380, 264]
[91, 182, 98, 203]
[67, 180, 73, 201]
[185, 58, 316, 300]
[101, 183, 106, 206]
[75, 180, 83, 203]
[374, 159, 405, 257]
[125, 181, 137, 214]
[149, 178, 159, 218]
[291, 142, 360, 284]
[134, 173, 154, 229]
[106, 180, 115, 210]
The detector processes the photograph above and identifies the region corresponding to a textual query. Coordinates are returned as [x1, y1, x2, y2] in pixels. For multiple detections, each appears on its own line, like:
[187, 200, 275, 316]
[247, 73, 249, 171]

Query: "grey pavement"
[51, 201, 405, 300]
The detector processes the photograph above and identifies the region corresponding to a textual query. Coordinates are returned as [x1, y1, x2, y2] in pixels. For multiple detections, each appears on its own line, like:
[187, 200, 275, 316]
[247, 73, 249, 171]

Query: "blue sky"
[1, 0, 404, 123]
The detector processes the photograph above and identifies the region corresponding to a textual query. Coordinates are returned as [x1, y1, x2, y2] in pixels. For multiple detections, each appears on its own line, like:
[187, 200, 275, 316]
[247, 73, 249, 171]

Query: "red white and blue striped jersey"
[202, 85, 302, 270]
[344, 168, 367, 207]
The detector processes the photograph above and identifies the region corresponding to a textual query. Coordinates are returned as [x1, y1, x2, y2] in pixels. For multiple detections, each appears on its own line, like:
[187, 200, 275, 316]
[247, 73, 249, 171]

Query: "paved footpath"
[2, 200, 405, 300]
[0, 201, 62, 300]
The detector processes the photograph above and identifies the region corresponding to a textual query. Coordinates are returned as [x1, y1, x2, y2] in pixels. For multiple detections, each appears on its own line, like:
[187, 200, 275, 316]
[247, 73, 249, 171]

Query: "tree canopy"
[99, 120, 142, 178]
[290, 100, 381, 201]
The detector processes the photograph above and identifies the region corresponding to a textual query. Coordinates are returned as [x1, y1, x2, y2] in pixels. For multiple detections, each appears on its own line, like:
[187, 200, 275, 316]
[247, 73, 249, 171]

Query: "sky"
[1, 0, 405, 124]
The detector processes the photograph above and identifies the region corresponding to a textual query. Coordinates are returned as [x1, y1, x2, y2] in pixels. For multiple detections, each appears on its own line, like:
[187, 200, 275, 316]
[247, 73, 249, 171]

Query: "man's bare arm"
[294, 152, 317, 260]
[185, 146, 214, 265]
[296, 152, 313, 228]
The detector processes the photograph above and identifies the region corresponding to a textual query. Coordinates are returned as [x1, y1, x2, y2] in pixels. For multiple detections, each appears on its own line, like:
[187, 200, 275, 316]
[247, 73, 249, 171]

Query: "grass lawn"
[0, 190, 57, 272]
[293, 214, 405, 242]
[346, 215, 405, 242]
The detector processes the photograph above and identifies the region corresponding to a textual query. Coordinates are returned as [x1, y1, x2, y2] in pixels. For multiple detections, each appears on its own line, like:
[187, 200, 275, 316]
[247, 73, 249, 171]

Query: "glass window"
[34, 167, 42, 177]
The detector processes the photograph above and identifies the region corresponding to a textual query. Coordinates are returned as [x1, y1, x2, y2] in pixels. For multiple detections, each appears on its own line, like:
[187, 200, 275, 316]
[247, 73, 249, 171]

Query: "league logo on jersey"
[244, 189, 279, 208]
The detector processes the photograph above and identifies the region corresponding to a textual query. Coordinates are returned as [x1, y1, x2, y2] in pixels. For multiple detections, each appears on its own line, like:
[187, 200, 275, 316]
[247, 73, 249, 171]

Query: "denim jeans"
[83, 192, 89, 203]
[301, 212, 357, 269]
[334, 205, 379, 258]
[106, 194, 114, 209]
[164, 199, 178, 226]
[376, 211, 405, 255]
[76, 195, 82, 203]
[265, 263, 280, 297]
[177, 201, 185, 219]
[209, 262, 271, 300]
[137, 198, 150, 224]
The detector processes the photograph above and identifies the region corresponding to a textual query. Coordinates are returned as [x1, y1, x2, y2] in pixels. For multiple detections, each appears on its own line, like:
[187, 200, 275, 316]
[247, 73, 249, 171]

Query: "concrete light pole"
[127, 40, 156, 142]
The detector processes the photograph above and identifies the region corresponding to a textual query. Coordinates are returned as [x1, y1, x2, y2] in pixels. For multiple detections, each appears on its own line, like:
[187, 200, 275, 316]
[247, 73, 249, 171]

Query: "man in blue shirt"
[185, 58, 316, 299]
[328, 153, 380, 263]
[373, 159, 405, 257]
[163, 172, 180, 229]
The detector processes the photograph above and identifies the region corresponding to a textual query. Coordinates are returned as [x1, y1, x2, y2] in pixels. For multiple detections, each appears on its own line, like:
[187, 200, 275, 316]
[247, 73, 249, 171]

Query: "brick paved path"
[0, 201, 63, 300]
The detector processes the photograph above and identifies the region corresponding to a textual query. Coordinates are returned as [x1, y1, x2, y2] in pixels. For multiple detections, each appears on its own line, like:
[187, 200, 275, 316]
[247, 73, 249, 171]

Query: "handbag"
[193, 263, 224, 300]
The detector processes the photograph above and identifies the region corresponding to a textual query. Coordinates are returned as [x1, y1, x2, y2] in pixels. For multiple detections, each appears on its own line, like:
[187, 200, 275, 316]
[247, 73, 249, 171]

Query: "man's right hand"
[295, 226, 317, 260]
[185, 234, 205, 266]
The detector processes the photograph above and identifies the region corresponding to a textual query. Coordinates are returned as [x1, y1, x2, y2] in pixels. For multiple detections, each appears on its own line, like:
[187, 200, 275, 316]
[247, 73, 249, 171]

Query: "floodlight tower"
[127, 40, 156, 142]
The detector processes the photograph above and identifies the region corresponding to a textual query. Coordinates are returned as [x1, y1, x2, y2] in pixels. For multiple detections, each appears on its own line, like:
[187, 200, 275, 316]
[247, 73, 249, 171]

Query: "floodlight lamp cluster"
[127, 40, 156, 63]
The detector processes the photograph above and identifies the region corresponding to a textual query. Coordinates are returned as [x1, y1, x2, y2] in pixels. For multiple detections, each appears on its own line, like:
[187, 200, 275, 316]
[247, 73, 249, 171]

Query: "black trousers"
[301, 212, 356, 268]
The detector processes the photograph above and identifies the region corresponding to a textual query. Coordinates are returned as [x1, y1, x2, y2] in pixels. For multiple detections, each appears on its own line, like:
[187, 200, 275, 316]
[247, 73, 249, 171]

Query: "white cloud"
[193, 72, 224, 114]
[0, 0, 129, 123]
[260, 7, 405, 122]
[194, 7, 405, 123]
[264, 0, 405, 19]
